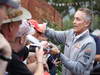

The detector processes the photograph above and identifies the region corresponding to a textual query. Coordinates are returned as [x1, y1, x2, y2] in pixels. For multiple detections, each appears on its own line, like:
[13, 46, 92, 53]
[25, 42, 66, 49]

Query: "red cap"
[28, 19, 47, 33]
[0, 0, 19, 8]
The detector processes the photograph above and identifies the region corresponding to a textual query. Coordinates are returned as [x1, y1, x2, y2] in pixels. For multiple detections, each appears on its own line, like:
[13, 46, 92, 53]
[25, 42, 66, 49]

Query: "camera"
[28, 45, 39, 52]
[28, 45, 52, 54]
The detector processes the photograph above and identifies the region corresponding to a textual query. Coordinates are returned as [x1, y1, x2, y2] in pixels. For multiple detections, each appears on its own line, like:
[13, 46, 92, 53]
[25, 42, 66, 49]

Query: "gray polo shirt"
[45, 29, 96, 75]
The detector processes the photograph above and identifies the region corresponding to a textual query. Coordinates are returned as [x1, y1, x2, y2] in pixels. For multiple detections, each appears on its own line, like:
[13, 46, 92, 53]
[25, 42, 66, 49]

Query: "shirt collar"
[74, 29, 89, 42]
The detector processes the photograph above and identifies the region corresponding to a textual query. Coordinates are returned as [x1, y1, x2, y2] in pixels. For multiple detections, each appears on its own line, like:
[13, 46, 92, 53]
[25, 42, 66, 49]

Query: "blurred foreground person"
[11, 20, 44, 75]
[0, 6, 39, 75]
[0, 0, 19, 74]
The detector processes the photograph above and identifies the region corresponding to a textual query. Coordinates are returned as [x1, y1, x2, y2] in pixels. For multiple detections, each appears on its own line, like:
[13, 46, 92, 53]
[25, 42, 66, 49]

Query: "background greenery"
[45, 0, 100, 30]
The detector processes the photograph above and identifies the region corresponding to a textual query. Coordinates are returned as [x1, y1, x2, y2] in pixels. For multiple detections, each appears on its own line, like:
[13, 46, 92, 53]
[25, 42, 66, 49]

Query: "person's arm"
[0, 34, 12, 57]
[34, 47, 44, 75]
[60, 42, 96, 74]
[27, 41, 49, 73]
[95, 54, 100, 61]
[0, 60, 8, 75]
[0, 33, 12, 74]
[27, 61, 37, 73]
[45, 28, 70, 44]
[26, 53, 38, 73]
[50, 42, 96, 75]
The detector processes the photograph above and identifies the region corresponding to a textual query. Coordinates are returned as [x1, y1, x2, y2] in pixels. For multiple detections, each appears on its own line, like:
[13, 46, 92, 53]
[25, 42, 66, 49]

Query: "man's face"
[13, 35, 27, 52]
[8, 21, 27, 52]
[9, 21, 21, 41]
[0, 6, 8, 26]
[73, 10, 89, 35]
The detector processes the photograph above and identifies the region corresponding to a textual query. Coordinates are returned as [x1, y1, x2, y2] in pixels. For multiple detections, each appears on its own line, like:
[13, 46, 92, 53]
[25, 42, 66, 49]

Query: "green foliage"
[53, 6, 68, 13]
[56, 66, 62, 75]
[63, 14, 73, 30]
[92, 15, 100, 29]
[47, 21, 63, 30]
[93, 0, 100, 11]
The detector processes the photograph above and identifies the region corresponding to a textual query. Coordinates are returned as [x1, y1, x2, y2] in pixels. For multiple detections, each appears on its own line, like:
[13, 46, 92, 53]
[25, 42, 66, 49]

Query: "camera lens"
[29, 45, 37, 52]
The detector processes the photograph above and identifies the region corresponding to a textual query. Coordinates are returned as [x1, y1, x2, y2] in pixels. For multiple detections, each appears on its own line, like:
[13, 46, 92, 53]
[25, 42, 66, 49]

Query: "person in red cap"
[27, 19, 53, 75]
[28, 19, 47, 41]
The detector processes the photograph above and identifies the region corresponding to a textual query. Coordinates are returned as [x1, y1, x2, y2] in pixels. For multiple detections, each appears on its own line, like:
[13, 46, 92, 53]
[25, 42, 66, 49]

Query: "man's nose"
[4, 15, 8, 20]
[73, 19, 76, 24]
[3, 11, 8, 20]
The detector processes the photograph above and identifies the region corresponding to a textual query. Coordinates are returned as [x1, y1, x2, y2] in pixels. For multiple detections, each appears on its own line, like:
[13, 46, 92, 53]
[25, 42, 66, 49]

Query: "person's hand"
[50, 45, 60, 55]
[27, 52, 37, 64]
[35, 47, 44, 63]
[53, 58, 61, 67]
[40, 41, 48, 48]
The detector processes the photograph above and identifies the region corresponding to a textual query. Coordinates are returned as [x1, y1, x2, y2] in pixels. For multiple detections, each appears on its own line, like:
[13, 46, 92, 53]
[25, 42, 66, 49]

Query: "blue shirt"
[91, 35, 100, 54]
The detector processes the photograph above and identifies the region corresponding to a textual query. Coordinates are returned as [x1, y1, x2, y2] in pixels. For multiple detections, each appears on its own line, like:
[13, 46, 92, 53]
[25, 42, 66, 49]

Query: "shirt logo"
[74, 43, 80, 49]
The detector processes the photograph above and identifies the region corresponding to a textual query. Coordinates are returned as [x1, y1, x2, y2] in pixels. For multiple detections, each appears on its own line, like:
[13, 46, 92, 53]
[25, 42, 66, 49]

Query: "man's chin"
[73, 29, 80, 35]
[73, 28, 77, 33]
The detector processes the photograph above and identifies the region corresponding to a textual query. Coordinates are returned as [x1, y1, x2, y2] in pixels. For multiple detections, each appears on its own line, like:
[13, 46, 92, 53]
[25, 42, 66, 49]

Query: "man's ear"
[19, 37, 24, 44]
[8, 23, 13, 32]
[85, 20, 90, 27]
[15, 37, 21, 44]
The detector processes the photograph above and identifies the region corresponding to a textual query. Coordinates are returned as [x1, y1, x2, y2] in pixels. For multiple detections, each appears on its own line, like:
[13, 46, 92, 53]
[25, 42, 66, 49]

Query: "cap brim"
[7, 0, 19, 8]
[2, 7, 32, 24]
[35, 23, 47, 33]
[0, 0, 19, 8]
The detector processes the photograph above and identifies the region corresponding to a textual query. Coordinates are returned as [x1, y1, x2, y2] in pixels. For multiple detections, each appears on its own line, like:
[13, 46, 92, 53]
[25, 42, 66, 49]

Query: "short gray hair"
[78, 8, 92, 23]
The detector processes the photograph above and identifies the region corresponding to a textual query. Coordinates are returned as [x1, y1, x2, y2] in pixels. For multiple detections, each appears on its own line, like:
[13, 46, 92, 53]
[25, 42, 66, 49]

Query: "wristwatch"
[0, 54, 12, 61]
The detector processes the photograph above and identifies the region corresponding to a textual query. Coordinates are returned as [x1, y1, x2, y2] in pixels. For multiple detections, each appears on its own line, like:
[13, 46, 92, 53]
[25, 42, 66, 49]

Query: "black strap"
[0, 54, 12, 61]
